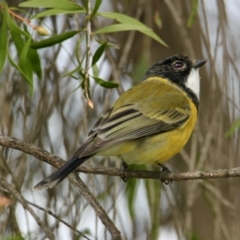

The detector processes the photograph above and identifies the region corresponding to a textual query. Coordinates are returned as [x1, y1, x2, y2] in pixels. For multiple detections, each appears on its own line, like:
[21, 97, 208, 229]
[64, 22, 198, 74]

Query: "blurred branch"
[164, 0, 195, 57]
[0, 135, 240, 182]
[0, 177, 55, 240]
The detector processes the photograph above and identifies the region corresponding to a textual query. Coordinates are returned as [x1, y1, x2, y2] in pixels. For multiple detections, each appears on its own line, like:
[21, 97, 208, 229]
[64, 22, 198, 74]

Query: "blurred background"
[1, 0, 240, 239]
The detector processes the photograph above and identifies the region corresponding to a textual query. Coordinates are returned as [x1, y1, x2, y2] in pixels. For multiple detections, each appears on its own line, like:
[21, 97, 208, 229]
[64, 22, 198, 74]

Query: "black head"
[144, 55, 207, 86]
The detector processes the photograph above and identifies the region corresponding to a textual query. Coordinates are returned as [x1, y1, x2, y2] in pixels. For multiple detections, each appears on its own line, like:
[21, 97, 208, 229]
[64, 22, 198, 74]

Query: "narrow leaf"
[30, 30, 80, 49]
[225, 117, 240, 138]
[94, 23, 167, 46]
[32, 9, 85, 19]
[126, 178, 138, 219]
[93, 77, 119, 88]
[3, 2, 30, 38]
[62, 65, 82, 78]
[92, 64, 99, 78]
[28, 48, 42, 79]
[0, 11, 8, 73]
[98, 12, 147, 26]
[91, 41, 107, 66]
[91, 0, 102, 19]
[95, 23, 149, 33]
[8, 51, 33, 92]
[19, 37, 33, 85]
[187, 0, 199, 27]
[11, 31, 24, 55]
[98, 12, 167, 46]
[144, 179, 161, 239]
[19, 0, 83, 11]
[95, 39, 119, 49]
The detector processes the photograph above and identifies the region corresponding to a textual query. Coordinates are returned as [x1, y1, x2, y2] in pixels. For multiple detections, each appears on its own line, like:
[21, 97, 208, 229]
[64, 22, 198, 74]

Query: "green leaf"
[28, 48, 42, 79]
[144, 178, 161, 239]
[30, 30, 80, 49]
[95, 21, 167, 47]
[8, 51, 33, 93]
[91, 0, 102, 19]
[126, 178, 138, 219]
[11, 31, 24, 55]
[98, 12, 166, 46]
[98, 12, 147, 25]
[3, 2, 30, 38]
[92, 64, 99, 78]
[62, 65, 82, 78]
[95, 39, 119, 49]
[76, 38, 85, 66]
[154, 11, 162, 28]
[0, 11, 8, 73]
[91, 41, 107, 66]
[225, 117, 240, 138]
[93, 77, 119, 88]
[19, 0, 83, 11]
[32, 9, 85, 19]
[95, 23, 149, 33]
[191, 232, 202, 240]
[187, 0, 199, 27]
[11, 29, 42, 79]
[19, 37, 33, 85]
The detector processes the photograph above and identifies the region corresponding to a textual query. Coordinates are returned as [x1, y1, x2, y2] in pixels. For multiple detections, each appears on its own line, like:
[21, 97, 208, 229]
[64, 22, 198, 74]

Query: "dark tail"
[34, 156, 90, 190]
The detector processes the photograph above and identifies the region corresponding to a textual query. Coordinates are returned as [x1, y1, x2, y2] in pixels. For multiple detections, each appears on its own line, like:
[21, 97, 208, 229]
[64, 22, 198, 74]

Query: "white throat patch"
[185, 68, 200, 99]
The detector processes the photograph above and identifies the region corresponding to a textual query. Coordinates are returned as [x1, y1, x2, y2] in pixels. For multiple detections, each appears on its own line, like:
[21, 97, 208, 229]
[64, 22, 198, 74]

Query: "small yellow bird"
[34, 55, 207, 189]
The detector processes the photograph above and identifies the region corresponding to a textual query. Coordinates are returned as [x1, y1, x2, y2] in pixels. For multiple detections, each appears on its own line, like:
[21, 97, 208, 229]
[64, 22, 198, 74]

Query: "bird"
[34, 55, 207, 190]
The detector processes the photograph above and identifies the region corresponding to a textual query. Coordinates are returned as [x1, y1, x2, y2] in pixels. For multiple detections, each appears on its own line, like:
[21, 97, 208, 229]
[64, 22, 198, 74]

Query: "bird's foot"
[121, 161, 128, 182]
[158, 163, 172, 185]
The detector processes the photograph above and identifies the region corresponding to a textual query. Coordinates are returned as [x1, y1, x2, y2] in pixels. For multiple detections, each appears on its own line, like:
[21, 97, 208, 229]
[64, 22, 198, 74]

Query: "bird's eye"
[174, 61, 184, 69]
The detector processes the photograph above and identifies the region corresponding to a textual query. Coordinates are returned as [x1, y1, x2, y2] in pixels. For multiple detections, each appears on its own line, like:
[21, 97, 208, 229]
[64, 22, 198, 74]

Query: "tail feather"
[34, 156, 90, 190]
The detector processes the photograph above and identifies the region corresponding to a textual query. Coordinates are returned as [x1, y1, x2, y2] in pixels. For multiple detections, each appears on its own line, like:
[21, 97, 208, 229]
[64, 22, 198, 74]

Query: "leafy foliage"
[0, 0, 166, 97]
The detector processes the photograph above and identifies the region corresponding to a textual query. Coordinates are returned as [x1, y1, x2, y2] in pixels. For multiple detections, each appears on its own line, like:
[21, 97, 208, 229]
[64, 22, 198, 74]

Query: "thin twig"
[0, 4, 37, 29]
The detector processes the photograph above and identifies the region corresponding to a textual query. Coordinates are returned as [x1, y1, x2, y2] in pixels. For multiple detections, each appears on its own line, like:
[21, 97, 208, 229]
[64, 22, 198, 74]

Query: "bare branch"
[77, 165, 240, 181]
[0, 135, 239, 182]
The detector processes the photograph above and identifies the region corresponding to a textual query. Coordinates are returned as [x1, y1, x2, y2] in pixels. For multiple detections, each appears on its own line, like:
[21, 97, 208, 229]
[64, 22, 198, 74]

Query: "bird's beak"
[192, 58, 207, 69]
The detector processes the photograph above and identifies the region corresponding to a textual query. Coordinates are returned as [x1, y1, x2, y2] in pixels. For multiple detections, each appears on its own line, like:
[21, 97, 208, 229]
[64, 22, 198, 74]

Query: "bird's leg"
[121, 160, 128, 182]
[158, 163, 172, 185]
